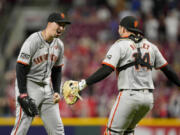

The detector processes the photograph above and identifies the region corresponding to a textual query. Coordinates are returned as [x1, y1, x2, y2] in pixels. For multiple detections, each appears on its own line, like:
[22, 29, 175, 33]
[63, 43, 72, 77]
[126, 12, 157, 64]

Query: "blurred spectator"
[152, 83, 169, 118]
[153, 0, 167, 17]
[4, 70, 16, 116]
[131, 0, 141, 12]
[165, 10, 179, 42]
[168, 89, 180, 117]
[98, 94, 116, 117]
[96, 6, 111, 22]
[144, 13, 159, 41]
[59, 100, 73, 117]
[72, 0, 87, 7]
[140, 0, 153, 14]
[0, 0, 5, 14]
[158, 14, 166, 42]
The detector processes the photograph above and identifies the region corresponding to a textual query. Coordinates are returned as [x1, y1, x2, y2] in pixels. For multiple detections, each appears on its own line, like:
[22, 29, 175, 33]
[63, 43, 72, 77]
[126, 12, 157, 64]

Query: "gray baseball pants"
[11, 79, 64, 135]
[105, 89, 154, 135]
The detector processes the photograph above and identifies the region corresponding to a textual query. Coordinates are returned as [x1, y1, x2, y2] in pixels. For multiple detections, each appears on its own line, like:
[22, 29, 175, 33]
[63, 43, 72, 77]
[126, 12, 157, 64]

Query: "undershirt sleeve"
[86, 64, 114, 86]
[16, 63, 31, 94]
[161, 64, 180, 87]
[51, 66, 62, 93]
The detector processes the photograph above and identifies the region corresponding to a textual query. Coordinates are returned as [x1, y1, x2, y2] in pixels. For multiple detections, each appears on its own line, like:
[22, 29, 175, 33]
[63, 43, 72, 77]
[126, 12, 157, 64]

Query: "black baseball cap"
[120, 16, 143, 35]
[47, 12, 71, 24]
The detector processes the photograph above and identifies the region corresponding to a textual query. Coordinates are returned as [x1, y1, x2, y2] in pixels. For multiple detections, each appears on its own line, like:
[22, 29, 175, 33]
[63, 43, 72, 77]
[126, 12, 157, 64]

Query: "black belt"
[120, 89, 153, 93]
[31, 81, 47, 87]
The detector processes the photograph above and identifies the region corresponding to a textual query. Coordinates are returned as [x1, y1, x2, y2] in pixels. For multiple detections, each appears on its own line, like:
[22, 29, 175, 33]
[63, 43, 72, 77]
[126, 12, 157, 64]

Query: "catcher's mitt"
[17, 94, 38, 117]
[62, 80, 82, 105]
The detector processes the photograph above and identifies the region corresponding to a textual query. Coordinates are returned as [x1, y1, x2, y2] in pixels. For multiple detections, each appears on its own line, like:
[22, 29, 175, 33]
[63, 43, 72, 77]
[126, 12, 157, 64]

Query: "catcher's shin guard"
[124, 130, 134, 135]
[105, 128, 134, 135]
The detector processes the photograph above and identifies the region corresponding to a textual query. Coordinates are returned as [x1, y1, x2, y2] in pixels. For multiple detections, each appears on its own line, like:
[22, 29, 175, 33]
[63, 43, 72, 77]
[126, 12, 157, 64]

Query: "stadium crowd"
[0, 0, 180, 118]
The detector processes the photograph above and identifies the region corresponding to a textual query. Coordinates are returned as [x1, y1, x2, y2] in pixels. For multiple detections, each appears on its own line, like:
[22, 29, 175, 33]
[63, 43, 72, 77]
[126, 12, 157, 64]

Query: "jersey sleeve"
[102, 43, 121, 70]
[17, 34, 36, 65]
[154, 46, 168, 69]
[54, 40, 64, 67]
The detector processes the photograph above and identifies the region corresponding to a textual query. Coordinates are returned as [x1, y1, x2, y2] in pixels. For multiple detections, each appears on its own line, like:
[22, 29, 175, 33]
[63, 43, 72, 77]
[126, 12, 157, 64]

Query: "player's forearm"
[86, 64, 114, 86]
[16, 63, 30, 94]
[161, 64, 180, 87]
[51, 66, 62, 93]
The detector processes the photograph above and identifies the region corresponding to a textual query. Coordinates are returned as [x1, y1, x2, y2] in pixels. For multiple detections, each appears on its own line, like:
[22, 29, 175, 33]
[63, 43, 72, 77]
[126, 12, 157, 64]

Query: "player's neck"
[42, 30, 53, 44]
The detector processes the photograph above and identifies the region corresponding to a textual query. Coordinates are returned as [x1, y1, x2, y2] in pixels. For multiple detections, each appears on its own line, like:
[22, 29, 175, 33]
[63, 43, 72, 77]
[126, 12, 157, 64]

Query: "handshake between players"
[62, 80, 87, 105]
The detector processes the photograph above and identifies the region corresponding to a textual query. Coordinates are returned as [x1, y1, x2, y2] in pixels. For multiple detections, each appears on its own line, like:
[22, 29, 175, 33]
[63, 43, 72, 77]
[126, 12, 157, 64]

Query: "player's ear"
[122, 27, 127, 33]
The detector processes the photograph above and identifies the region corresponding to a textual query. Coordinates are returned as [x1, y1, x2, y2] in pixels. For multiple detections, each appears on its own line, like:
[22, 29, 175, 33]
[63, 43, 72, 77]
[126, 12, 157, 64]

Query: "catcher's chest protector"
[102, 38, 167, 90]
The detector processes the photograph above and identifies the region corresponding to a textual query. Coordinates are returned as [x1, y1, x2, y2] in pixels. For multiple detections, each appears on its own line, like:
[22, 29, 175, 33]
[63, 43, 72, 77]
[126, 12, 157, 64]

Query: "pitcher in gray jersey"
[74, 16, 180, 135]
[11, 12, 71, 135]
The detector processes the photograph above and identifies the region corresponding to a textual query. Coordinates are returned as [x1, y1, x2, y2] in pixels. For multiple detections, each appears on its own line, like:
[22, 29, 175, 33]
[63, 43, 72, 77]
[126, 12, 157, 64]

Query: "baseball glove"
[17, 94, 38, 117]
[62, 80, 82, 105]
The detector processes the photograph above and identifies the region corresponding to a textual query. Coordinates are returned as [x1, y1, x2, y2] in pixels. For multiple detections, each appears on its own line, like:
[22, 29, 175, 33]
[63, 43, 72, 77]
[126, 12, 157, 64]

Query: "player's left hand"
[18, 94, 38, 117]
[53, 92, 60, 104]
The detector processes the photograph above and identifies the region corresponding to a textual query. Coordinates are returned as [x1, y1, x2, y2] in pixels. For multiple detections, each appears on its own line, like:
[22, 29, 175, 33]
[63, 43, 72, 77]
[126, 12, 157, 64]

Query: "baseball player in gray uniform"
[11, 12, 71, 135]
[77, 16, 180, 135]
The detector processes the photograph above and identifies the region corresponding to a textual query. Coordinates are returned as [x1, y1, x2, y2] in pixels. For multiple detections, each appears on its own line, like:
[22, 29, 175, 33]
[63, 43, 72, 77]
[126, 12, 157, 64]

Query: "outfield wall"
[1, 117, 180, 135]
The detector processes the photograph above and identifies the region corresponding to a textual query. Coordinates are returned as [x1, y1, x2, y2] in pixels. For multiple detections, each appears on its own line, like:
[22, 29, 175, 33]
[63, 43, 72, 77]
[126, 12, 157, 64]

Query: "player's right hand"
[78, 79, 87, 91]
[53, 92, 60, 104]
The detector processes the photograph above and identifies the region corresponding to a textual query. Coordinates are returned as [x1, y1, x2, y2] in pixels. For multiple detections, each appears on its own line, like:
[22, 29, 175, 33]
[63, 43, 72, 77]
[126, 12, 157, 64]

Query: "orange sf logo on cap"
[60, 13, 65, 19]
[134, 21, 138, 27]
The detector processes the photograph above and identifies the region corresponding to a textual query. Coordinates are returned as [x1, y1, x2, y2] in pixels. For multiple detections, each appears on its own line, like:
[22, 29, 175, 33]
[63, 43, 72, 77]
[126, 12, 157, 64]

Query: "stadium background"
[0, 0, 180, 134]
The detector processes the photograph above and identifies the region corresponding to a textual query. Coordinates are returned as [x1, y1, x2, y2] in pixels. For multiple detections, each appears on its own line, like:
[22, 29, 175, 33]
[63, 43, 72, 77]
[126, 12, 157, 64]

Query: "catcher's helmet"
[120, 16, 143, 35]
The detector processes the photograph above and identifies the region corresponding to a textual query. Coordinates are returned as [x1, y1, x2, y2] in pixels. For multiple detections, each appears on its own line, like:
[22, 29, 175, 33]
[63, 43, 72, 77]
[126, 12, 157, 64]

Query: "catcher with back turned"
[62, 16, 180, 135]
[11, 12, 71, 135]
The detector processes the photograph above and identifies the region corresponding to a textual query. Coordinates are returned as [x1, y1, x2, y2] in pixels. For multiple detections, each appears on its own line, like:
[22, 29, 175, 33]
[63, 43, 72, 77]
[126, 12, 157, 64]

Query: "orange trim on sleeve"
[155, 62, 168, 70]
[17, 61, 29, 66]
[102, 62, 115, 70]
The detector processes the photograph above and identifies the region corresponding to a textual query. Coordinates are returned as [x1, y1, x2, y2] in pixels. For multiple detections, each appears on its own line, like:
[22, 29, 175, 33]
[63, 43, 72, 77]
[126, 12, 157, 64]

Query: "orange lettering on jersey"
[33, 57, 42, 64]
[37, 57, 42, 63]
[33, 59, 39, 64]
[39, 56, 43, 62]
[143, 44, 150, 50]
[33, 54, 58, 64]
[130, 44, 136, 50]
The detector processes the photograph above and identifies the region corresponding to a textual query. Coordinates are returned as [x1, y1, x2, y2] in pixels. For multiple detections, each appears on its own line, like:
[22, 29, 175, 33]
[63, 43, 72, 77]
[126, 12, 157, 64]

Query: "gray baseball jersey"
[102, 38, 167, 90]
[11, 31, 65, 135]
[17, 31, 64, 84]
[103, 38, 168, 135]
